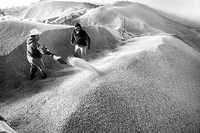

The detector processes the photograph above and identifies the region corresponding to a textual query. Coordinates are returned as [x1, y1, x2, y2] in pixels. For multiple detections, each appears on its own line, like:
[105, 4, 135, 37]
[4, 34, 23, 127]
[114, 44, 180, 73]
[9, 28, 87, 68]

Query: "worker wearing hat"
[26, 29, 54, 80]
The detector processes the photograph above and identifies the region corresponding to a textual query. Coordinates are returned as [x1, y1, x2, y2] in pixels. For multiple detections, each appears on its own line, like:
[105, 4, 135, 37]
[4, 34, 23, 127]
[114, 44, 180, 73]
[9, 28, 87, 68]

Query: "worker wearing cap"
[26, 29, 54, 80]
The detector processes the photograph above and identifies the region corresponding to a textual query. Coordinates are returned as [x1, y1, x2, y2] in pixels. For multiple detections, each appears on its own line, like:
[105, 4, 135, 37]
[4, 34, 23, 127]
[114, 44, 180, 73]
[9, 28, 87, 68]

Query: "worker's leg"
[27, 55, 38, 80]
[74, 45, 78, 57]
[83, 46, 87, 57]
[36, 59, 47, 79]
[79, 46, 83, 58]
[31, 58, 47, 79]
[74, 45, 79, 54]
[30, 64, 38, 80]
[74, 45, 82, 58]
[79, 46, 87, 58]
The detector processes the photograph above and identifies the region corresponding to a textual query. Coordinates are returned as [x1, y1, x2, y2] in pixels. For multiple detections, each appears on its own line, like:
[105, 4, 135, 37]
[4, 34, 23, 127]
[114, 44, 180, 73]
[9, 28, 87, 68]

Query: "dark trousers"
[30, 64, 47, 80]
[27, 56, 47, 80]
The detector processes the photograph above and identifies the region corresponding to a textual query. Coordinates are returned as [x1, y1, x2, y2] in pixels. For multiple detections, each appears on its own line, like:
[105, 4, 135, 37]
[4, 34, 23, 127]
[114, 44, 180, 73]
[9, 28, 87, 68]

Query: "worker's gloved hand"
[41, 47, 54, 56]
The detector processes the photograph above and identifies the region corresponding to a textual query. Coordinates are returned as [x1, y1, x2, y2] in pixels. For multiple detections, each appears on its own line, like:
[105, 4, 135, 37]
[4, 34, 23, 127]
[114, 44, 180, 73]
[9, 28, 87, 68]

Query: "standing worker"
[26, 29, 54, 80]
[71, 23, 91, 58]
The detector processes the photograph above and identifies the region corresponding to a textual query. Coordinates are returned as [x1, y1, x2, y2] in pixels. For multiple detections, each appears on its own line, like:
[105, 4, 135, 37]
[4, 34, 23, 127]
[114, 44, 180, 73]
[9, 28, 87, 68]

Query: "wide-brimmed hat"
[29, 29, 42, 36]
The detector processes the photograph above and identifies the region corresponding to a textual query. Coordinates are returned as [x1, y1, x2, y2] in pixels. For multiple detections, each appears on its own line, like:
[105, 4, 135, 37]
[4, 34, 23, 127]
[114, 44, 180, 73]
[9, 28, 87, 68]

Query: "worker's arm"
[38, 44, 54, 56]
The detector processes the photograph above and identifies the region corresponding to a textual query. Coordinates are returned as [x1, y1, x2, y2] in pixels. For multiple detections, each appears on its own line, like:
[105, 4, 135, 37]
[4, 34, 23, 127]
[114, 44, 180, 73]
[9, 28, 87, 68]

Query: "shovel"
[52, 55, 68, 64]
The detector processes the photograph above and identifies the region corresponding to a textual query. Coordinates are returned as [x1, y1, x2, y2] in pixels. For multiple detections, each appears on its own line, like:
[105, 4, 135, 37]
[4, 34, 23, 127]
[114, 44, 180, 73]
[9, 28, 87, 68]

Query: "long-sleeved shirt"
[71, 29, 90, 48]
[26, 36, 53, 58]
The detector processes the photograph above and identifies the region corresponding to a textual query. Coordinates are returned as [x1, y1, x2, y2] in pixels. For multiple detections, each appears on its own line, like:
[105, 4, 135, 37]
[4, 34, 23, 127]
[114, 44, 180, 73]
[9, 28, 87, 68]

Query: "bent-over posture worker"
[26, 29, 54, 80]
